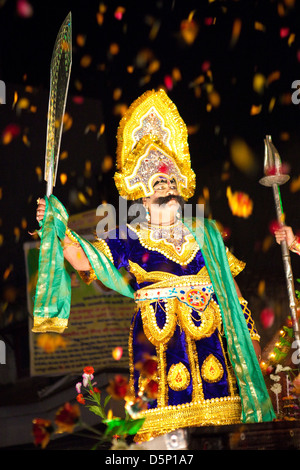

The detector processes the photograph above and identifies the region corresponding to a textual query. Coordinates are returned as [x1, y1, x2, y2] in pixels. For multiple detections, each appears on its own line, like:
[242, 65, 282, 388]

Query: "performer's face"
[143, 176, 182, 225]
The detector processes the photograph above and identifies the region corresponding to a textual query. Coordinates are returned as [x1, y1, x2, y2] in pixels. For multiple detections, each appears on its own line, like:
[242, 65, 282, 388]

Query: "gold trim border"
[135, 396, 241, 442]
[32, 316, 68, 333]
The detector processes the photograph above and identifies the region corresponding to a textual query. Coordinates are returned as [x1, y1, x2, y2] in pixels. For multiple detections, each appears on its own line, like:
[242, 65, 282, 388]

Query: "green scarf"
[33, 196, 275, 423]
[184, 217, 275, 423]
[32, 195, 71, 332]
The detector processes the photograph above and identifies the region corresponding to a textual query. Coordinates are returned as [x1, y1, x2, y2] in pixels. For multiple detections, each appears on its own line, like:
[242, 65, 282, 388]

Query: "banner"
[24, 209, 135, 376]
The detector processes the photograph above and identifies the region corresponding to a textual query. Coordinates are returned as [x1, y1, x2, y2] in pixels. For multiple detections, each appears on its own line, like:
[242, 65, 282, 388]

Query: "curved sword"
[44, 12, 72, 198]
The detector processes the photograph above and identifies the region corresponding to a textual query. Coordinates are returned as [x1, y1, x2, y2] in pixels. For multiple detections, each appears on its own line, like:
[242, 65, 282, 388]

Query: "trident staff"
[259, 135, 300, 348]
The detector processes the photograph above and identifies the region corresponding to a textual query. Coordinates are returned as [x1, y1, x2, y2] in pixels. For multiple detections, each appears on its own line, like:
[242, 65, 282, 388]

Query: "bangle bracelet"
[289, 236, 300, 255]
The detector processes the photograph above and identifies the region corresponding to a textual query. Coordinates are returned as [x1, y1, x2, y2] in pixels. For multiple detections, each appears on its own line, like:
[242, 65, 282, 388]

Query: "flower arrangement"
[259, 294, 300, 420]
[260, 317, 295, 375]
[32, 362, 158, 450]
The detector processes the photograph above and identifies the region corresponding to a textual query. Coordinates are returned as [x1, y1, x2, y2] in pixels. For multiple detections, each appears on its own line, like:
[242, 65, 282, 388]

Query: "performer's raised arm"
[36, 197, 91, 271]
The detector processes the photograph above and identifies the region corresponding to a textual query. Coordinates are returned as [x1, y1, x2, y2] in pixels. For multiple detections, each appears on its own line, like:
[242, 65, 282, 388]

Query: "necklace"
[128, 220, 200, 265]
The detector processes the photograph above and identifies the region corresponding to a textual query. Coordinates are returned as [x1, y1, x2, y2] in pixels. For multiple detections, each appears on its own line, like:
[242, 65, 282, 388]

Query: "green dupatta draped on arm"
[32, 195, 275, 423]
[32, 195, 134, 333]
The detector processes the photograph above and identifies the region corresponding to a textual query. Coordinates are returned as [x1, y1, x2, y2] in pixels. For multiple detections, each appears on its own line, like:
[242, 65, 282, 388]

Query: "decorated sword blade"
[44, 12, 72, 197]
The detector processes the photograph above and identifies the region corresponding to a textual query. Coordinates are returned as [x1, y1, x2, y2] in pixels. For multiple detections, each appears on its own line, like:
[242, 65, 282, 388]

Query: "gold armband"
[239, 297, 260, 342]
[78, 268, 97, 285]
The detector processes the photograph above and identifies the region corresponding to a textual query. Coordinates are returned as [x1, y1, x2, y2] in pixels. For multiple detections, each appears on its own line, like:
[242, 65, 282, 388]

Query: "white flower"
[275, 364, 291, 374]
[82, 372, 93, 387]
[75, 382, 82, 394]
[270, 374, 281, 382]
[271, 383, 282, 394]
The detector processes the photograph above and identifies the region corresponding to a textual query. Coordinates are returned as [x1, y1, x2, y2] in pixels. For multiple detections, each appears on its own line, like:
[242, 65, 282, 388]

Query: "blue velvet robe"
[92, 224, 258, 414]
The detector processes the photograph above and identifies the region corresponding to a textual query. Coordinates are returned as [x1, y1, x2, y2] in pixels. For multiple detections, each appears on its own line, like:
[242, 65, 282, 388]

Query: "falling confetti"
[101, 155, 113, 172]
[78, 192, 89, 205]
[230, 18, 242, 48]
[35, 166, 42, 182]
[226, 187, 253, 218]
[290, 175, 300, 193]
[253, 73, 266, 94]
[37, 334, 68, 353]
[3, 264, 13, 280]
[60, 173, 68, 185]
[60, 151, 68, 160]
[114, 6, 125, 20]
[109, 43, 120, 56]
[250, 104, 262, 115]
[180, 12, 199, 45]
[16, 0, 33, 18]
[258, 279, 266, 297]
[62, 113, 73, 132]
[268, 220, 281, 235]
[76, 34, 86, 47]
[1, 124, 21, 145]
[164, 75, 173, 90]
[112, 346, 123, 360]
[80, 55, 92, 68]
[260, 307, 275, 329]
[230, 139, 257, 176]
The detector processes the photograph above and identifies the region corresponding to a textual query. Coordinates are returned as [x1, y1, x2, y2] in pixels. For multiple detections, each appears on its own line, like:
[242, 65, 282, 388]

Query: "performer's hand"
[274, 225, 295, 247]
[36, 198, 46, 223]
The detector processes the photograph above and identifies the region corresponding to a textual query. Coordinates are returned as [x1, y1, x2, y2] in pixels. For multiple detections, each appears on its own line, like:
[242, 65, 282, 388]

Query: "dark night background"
[0, 0, 300, 379]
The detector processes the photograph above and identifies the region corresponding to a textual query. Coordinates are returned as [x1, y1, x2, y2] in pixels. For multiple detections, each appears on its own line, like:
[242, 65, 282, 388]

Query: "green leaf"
[279, 337, 292, 347]
[103, 417, 145, 437]
[103, 418, 125, 436]
[104, 395, 111, 408]
[123, 418, 145, 435]
[87, 405, 106, 419]
[283, 326, 294, 338]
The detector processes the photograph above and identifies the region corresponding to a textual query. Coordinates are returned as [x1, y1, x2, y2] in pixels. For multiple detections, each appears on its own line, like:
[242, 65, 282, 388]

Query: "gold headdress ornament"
[114, 89, 196, 201]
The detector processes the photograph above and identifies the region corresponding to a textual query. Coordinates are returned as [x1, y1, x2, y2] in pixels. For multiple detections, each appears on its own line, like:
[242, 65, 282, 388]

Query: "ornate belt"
[133, 272, 223, 345]
[134, 283, 215, 312]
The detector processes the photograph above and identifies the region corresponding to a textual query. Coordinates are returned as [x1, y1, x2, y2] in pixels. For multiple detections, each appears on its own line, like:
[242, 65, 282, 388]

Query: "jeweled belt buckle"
[180, 286, 213, 311]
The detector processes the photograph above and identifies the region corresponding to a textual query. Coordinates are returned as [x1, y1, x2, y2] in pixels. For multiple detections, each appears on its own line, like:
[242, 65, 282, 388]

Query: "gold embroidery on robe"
[140, 300, 177, 347]
[129, 260, 211, 286]
[226, 247, 245, 277]
[127, 222, 200, 265]
[167, 362, 191, 391]
[201, 354, 224, 383]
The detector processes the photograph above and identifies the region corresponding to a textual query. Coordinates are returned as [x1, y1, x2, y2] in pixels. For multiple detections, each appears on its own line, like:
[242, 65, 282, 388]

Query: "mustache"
[153, 195, 184, 207]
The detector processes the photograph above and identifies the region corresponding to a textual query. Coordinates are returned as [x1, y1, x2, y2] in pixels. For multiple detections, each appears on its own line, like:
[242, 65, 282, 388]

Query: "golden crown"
[114, 89, 196, 200]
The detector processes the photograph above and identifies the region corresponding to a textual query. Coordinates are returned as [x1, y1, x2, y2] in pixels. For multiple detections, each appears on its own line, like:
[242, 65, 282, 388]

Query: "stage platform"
[3, 420, 300, 451]
[187, 420, 300, 450]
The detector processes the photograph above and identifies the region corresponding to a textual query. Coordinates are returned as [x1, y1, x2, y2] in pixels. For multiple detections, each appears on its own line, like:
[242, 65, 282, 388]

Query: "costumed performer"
[35, 89, 275, 442]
